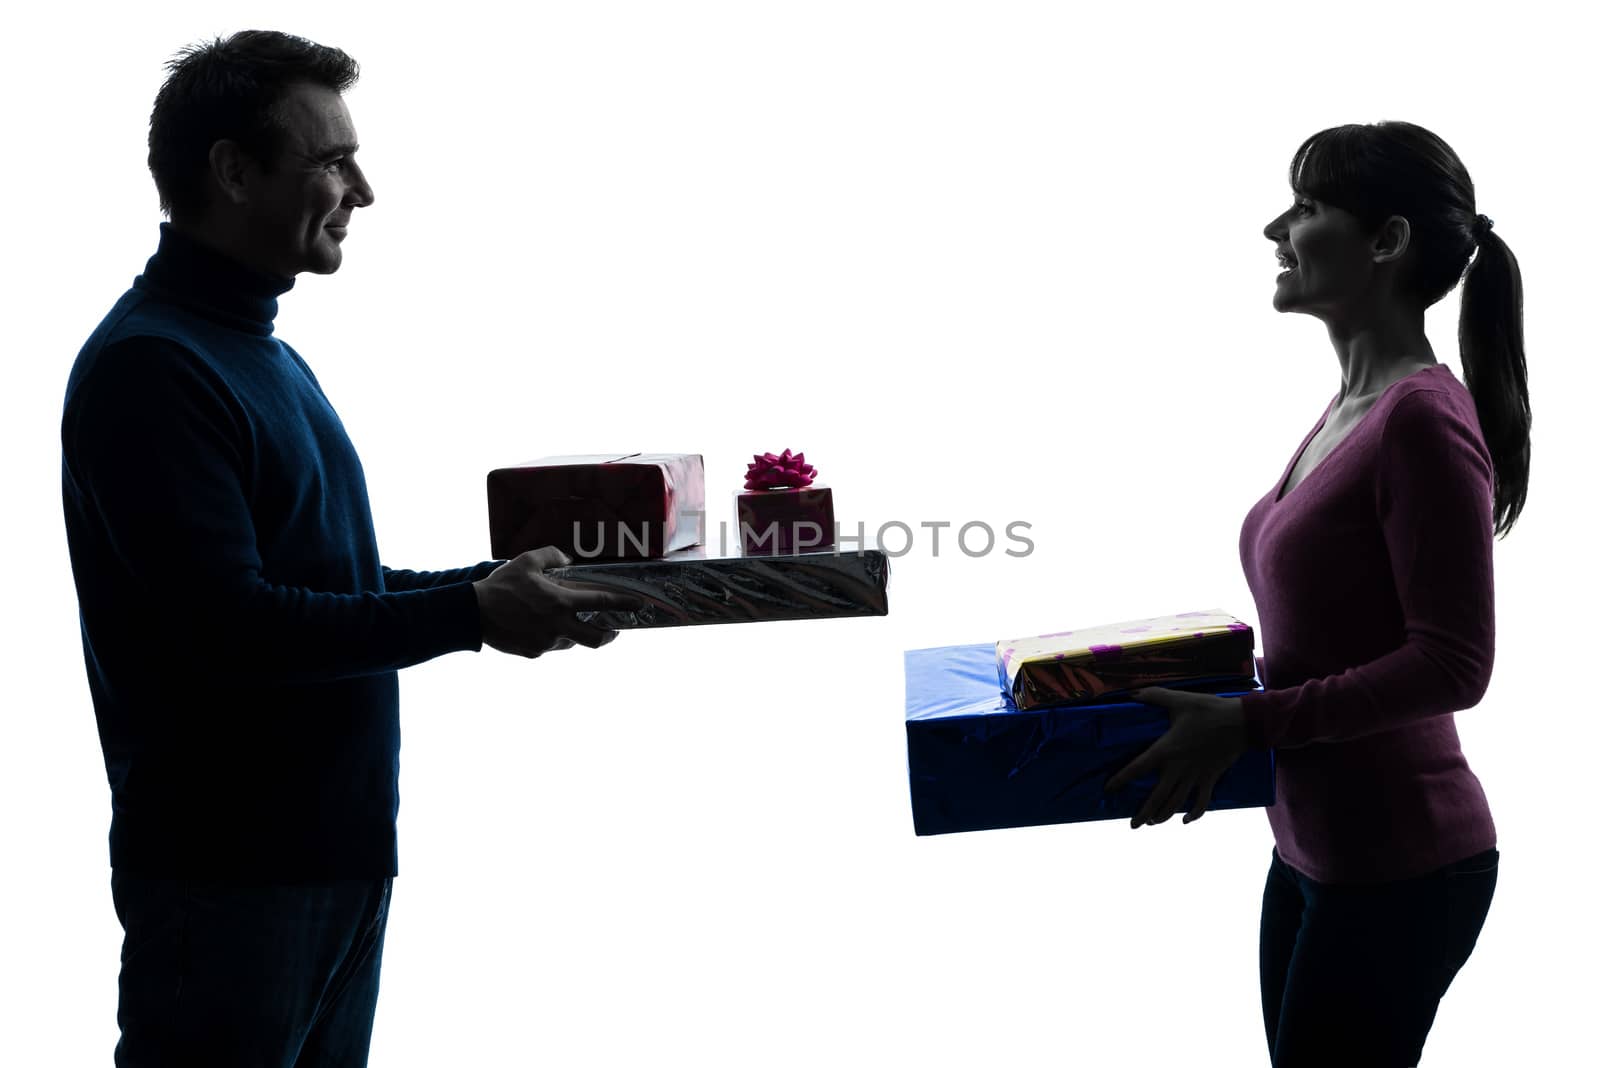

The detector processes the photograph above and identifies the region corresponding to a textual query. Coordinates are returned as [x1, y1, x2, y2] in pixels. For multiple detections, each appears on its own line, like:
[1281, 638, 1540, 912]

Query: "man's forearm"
[382, 560, 505, 591]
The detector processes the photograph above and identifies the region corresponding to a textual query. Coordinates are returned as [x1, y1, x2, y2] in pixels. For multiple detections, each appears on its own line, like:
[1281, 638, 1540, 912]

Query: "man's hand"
[1103, 689, 1250, 829]
[471, 547, 640, 659]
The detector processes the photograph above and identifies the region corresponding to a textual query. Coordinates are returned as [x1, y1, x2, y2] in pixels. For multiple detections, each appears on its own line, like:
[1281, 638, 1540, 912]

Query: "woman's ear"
[1371, 214, 1412, 265]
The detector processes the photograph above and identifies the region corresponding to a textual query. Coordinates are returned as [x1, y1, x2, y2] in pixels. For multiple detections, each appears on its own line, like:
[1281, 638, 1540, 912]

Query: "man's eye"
[1293, 200, 1312, 215]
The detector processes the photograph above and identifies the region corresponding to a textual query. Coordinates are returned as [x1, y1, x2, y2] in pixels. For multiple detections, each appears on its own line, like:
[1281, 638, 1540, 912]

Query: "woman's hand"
[1103, 688, 1250, 829]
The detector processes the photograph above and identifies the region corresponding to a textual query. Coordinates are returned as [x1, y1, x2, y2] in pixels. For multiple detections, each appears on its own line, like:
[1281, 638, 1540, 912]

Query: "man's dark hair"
[1288, 121, 1530, 538]
[148, 30, 359, 221]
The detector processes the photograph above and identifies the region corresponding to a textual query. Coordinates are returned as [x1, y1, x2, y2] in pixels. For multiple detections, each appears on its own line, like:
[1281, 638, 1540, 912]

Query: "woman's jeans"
[1260, 846, 1498, 1067]
[110, 872, 393, 1068]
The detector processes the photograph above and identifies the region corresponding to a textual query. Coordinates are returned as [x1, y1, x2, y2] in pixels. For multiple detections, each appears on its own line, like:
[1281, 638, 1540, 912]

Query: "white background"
[2, 2, 1592, 1065]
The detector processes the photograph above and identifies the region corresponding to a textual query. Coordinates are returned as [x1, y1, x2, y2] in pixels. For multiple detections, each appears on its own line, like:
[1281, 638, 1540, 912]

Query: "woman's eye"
[1293, 200, 1312, 215]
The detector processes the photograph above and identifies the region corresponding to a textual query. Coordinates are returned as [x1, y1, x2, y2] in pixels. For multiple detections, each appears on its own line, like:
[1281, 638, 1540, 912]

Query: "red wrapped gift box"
[487, 453, 704, 561]
[736, 485, 836, 555]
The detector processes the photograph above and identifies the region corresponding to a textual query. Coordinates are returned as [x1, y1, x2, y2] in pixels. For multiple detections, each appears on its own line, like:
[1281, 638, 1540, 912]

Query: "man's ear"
[207, 140, 255, 207]
[1371, 214, 1412, 266]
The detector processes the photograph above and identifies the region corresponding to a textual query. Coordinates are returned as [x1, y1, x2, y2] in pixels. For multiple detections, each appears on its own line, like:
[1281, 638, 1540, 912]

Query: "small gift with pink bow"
[735, 449, 836, 555]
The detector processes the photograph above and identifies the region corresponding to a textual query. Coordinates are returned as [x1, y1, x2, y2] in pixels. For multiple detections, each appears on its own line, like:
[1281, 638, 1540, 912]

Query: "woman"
[1103, 121, 1529, 1066]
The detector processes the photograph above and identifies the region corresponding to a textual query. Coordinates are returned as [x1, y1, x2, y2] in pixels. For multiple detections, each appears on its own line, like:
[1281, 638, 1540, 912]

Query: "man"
[59, 30, 635, 1066]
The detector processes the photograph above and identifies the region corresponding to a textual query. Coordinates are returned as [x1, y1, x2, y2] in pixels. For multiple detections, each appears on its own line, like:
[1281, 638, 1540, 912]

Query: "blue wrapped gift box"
[906, 643, 1276, 836]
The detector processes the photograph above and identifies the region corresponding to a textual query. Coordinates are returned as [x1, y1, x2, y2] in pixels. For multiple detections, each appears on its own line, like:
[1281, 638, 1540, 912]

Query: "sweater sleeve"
[65, 337, 486, 683]
[383, 561, 505, 591]
[1239, 390, 1496, 749]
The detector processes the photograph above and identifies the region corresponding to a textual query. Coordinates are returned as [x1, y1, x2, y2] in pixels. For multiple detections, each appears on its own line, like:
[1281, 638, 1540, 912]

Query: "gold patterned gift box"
[997, 609, 1257, 712]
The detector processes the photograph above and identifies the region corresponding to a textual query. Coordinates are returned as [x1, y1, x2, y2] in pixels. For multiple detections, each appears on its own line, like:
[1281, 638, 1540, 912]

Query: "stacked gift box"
[486, 452, 707, 561]
[486, 450, 887, 628]
[905, 610, 1276, 835]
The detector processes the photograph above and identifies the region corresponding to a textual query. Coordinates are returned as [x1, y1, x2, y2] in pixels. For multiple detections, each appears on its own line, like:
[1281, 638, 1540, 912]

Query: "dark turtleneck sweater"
[60, 223, 501, 881]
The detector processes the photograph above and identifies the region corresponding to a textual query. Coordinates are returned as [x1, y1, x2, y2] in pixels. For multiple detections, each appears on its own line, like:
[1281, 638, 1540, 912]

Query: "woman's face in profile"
[1263, 195, 1375, 317]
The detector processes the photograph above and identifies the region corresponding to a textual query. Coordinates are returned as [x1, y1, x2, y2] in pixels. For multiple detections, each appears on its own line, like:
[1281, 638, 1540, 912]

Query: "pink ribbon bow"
[744, 449, 817, 490]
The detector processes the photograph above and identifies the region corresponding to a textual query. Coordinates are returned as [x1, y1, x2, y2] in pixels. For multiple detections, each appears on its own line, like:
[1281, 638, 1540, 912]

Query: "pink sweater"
[1237, 364, 1498, 884]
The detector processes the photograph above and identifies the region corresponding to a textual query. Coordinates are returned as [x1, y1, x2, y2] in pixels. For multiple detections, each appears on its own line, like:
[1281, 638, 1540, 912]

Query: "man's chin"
[303, 251, 343, 276]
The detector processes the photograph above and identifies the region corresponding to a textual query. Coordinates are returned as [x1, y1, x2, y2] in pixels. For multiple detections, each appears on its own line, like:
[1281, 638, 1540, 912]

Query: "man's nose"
[347, 160, 375, 207]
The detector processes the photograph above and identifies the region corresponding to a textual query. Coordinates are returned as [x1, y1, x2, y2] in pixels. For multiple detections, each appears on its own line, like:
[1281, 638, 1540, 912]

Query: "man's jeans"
[111, 872, 393, 1067]
[1260, 846, 1499, 1067]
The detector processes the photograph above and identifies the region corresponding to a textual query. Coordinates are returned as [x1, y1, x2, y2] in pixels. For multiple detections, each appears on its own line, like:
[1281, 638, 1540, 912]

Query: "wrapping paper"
[736, 485, 836, 555]
[999, 609, 1257, 711]
[906, 643, 1274, 836]
[549, 546, 889, 629]
[486, 453, 705, 561]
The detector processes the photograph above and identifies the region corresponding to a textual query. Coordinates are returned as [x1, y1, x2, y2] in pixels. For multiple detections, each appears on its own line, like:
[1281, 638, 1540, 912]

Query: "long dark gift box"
[550, 546, 890, 629]
[486, 453, 705, 561]
[906, 643, 1275, 836]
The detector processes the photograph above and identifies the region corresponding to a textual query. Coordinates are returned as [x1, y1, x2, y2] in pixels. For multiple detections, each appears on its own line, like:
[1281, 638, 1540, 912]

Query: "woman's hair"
[148, 30, 360, 222]
[1288, 121, 1529, 538]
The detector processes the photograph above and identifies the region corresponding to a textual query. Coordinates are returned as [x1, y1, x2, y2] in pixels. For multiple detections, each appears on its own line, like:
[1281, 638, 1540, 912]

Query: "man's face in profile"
[240, 81, 375, 277]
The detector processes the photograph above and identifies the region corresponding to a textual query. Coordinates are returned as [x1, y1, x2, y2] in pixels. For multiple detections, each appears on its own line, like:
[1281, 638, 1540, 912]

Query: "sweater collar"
[134, 223, 297, 336]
